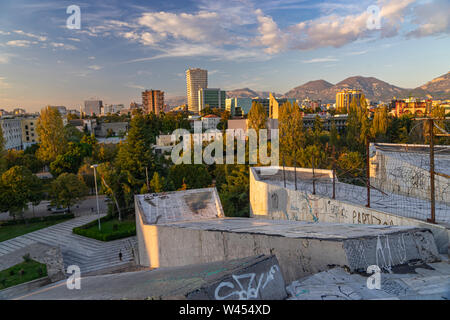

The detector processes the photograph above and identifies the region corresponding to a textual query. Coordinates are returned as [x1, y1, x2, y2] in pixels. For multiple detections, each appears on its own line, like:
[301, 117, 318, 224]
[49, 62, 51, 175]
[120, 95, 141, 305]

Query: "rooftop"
[135, 187, 223, 225]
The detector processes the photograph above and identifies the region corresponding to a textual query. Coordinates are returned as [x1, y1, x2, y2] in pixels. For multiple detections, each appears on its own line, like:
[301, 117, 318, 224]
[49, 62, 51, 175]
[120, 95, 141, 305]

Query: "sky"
[0, 0, 449, 112]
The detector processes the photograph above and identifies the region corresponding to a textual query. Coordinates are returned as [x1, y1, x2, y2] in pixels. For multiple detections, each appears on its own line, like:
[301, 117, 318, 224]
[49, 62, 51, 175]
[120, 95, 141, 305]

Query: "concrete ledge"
[136, 217, 441, 283]
[0, 277, 51, 300]
[16, 255, 286, 300]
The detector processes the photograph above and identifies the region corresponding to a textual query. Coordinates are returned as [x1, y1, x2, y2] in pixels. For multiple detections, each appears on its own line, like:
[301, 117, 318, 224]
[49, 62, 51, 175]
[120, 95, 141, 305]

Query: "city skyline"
[0, 0, 449, 112]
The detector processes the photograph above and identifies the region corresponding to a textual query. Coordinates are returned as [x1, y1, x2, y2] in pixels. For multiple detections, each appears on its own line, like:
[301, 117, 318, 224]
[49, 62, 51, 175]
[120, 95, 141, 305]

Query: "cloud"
[13, 30, 47, 41]
[6, 40, 36, 47]
[407, 0, 450, 38]
[88, 65, 103, 71]
[302, 57, 339, 63]
[0, 30, 11, 36]
[254, 9, 288, 54]
[0, 54, 13, 64]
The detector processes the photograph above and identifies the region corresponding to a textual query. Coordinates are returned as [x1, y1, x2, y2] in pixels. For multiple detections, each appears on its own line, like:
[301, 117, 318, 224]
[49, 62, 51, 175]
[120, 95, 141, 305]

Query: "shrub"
[22, 253, 31, 263]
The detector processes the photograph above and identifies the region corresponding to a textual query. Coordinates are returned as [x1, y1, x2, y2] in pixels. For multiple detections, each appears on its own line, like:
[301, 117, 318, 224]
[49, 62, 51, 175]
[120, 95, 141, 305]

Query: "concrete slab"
[15, 255, 287, 300]
[286, 258, 450, 300]
[136, 214, 441, 283]
[135, 187, 224, 225]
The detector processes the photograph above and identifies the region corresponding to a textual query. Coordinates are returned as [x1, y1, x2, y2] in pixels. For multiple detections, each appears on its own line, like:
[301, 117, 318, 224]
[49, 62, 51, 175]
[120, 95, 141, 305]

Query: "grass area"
[73, 217, 136, 241]
[0, 216, 73, 242]
[0, 259, 48, 290]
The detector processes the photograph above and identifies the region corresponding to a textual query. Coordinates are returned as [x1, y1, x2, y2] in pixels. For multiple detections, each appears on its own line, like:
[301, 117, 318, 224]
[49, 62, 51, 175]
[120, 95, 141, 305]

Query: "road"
[0, 195, 108, 221]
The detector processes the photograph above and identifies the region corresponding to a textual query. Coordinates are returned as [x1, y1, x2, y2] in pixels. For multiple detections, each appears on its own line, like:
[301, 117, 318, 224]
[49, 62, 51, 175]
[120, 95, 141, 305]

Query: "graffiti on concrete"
[214, 265, 280, 300]
[352, 210, 394, 226]
[375, 234, 407, 272]
[270, 193, 279, 210]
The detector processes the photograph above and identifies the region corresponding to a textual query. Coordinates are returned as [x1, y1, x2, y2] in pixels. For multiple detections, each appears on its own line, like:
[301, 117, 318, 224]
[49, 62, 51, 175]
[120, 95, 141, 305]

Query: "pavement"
[287, 255, 450, 300]
[0, 214, 137, 275]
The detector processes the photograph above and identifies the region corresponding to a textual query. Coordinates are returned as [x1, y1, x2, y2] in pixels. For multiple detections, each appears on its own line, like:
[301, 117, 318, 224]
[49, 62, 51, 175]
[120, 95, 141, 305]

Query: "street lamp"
[90, 164, 101, 231]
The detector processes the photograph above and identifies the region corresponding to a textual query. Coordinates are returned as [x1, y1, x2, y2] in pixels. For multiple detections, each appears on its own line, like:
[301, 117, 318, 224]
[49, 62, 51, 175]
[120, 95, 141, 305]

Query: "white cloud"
[302, 57, 339, 63]
[6, 40, 35, 47]
[254, 9, 288, 54]
[13, 30, 47, 41]
[407, 0, 450, 38]
[88, 65, 103, 71]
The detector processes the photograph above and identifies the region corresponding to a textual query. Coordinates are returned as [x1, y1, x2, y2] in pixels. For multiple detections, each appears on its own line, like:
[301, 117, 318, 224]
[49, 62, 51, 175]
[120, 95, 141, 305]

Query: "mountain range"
[227, 71, 450, 103]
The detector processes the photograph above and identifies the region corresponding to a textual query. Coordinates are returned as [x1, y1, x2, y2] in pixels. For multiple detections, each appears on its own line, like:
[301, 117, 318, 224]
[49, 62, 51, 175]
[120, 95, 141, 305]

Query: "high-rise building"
[186, 68, 207, 113]
[83, 100, 103, 116]
[198, 88, 226, 113]
[226, 98, 253, 116]
[336, 89, 363, 113]
[142, 90, 164, 115]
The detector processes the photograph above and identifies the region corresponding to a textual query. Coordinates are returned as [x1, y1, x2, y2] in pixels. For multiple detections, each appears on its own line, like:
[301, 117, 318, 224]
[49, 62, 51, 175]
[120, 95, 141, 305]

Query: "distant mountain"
[166, 96, 186, 107]
[284, 80, 334, 100]
[412, 71, 450, 99]
[226, 88, 282, 99]
[284, 72, 450, 102]
[201, 72, 450, 105]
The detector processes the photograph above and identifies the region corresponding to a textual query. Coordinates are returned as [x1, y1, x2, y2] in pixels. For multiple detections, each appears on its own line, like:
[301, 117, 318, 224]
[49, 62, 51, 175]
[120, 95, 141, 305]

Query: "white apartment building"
[0, 118, 23, 150]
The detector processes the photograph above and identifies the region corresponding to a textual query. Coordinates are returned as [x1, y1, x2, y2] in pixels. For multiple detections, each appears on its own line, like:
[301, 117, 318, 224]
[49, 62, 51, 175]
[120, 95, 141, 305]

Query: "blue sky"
[0, 0, 449, 111]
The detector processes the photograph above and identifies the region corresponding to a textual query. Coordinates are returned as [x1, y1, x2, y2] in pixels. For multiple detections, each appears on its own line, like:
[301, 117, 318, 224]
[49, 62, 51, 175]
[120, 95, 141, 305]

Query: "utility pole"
[428, 118, 436, 224]
[145, 167, 150, 191]
[312, 155, 316, 195]
[332, 145, 336, 200]
[366, 138, 370, 208]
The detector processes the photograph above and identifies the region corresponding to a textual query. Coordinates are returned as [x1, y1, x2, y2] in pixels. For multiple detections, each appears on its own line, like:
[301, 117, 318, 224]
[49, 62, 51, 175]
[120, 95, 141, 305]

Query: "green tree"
[247, 102, 267, 134]
[0, 166, 42, 219]
[50, 173, 88, 212]
[279, 101, 304, 166]
[168, 164, 212, 190]
[218, 164, 249, 217]
[149, 172, 165, 193]
[36, 106, 67, 163]
[371, 105, 389, 141]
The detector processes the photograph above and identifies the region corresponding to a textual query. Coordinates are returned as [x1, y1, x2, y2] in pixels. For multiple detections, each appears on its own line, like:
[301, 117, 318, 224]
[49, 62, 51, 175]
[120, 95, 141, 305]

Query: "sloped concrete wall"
[136, 219, 440, 283]
[250, 167, 449, 254]
[370, 151, 449, 205]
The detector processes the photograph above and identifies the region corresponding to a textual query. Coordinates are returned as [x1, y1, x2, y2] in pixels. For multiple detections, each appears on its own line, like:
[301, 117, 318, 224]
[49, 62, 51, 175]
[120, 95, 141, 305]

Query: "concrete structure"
[142, 90, 164, 115]
[370, 143, 450, 205]
[186, 68, 207, 113]
[201, 114, 220, 130]
[0, 243, 65, 283]
[135, 188, 441, 283]
[15, 255, 287, 300]
[21, 117, 39, 149]
[94, 122, 128, 138]
[336, 89, 363, 113]
[198, 88, 226, 112]
[249, 166, 449, 253]
[83, 100, 103, 116]
[287, 260, 450, 300]
[0, 118, 22, 150]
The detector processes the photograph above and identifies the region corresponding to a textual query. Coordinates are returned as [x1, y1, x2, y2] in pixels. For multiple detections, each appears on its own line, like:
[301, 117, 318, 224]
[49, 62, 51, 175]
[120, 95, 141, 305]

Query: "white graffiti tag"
[214, 265, 280, 300]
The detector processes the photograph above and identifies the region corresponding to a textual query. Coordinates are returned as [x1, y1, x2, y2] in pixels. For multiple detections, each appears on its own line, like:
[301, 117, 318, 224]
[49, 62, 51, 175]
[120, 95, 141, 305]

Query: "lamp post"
[91, 164, 101, 231]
